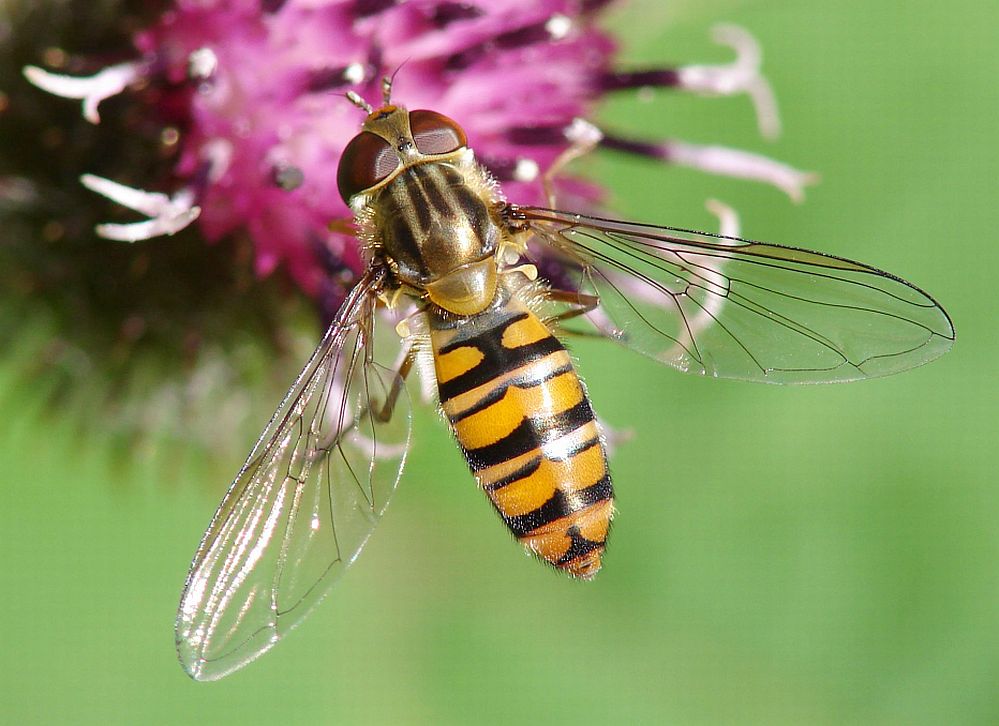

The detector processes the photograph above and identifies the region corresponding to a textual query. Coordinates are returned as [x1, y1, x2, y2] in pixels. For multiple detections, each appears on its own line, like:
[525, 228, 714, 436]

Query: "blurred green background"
[2, 0, 996, 723]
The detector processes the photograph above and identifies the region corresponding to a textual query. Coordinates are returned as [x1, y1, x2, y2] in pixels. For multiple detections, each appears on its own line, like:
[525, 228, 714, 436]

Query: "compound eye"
[409, 110, 467, 155]
[337, 131, 399, 202]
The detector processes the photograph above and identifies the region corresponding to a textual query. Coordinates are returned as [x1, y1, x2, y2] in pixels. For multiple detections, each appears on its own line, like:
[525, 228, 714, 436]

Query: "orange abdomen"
[429, 295, 614, 578]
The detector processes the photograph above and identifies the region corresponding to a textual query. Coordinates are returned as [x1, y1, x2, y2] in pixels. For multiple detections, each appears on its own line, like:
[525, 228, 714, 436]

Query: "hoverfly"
[175, 78, 954, 681]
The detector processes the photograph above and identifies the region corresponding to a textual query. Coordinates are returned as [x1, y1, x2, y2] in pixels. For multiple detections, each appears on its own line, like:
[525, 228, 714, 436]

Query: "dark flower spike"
[22, 2, 814, 305]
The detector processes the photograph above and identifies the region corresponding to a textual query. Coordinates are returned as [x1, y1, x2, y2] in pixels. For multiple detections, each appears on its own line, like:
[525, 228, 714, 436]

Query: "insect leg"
[307, 347, 411, 464]
[544, 288, 600, 326]
[371, 351, 413, 423]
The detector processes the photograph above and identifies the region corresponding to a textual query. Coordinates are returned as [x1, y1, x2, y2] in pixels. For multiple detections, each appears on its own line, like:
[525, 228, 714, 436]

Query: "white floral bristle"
[23, 62, 141, 124]
[513, 159, 540, 183]
[677, 24, 781, 140]
[666, 142, 819, 203]
[704, 198, 741, 239]
[80, 174, 201, 242]
[545, 14, 573, 40]
[564, 117, 603, 146]
[342, 62, 366, 85]
[188, 48, 219, 81]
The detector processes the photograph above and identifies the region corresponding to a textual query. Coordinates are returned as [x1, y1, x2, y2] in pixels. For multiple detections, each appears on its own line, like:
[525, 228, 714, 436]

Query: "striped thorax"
[339, 104, 503, 317]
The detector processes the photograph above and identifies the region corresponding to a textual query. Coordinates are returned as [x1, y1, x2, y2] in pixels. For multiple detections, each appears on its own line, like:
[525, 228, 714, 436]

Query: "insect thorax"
[364, 155, 509, 315]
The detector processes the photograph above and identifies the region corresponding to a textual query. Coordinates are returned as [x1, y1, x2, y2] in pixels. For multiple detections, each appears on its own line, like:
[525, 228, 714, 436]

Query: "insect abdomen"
[429, 296, 613, 578]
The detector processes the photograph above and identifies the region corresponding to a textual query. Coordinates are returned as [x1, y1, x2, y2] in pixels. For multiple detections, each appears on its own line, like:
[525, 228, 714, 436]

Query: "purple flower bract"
[134, 0, 614, 300]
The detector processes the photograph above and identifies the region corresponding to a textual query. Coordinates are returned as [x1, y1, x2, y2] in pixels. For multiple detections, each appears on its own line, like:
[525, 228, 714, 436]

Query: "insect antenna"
[381, 59, 410, 104]
[345, 90, 373, 114]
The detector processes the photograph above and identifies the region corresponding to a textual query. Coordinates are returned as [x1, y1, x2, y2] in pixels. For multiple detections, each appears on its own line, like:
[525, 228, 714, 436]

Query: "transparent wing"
[517, 207, 954, 383]
[175, 269, 411, 681]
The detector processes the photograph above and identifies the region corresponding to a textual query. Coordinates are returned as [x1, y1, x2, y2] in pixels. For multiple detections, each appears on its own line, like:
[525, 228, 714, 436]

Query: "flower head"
[10, 0, 816, 450]
[25, 0, 814, 314]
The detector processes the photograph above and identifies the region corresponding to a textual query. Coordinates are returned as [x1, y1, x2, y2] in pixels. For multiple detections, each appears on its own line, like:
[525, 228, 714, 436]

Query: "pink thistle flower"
[25, 0, 815, 316]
